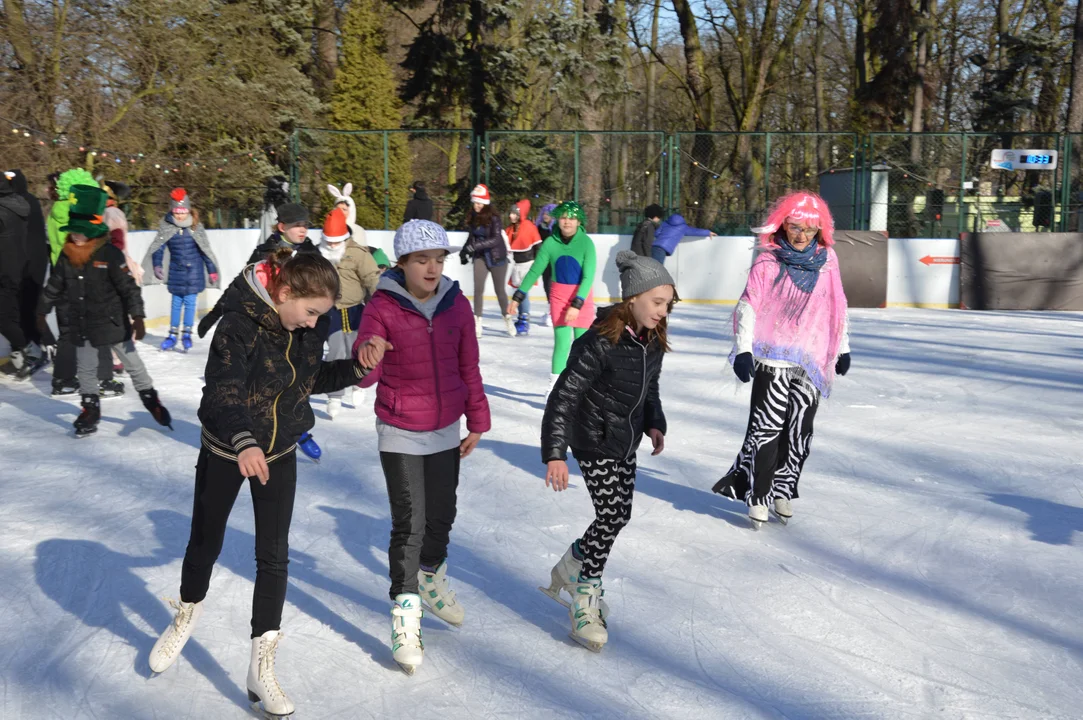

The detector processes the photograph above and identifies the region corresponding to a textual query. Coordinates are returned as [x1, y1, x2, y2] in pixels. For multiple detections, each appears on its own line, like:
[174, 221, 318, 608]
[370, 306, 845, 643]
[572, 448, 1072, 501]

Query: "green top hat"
[60, 184, 110, 238]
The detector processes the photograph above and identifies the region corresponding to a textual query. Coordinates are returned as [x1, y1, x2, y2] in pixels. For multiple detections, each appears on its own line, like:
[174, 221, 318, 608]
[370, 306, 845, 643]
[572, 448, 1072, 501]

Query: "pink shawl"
[730, 247, 848, 397]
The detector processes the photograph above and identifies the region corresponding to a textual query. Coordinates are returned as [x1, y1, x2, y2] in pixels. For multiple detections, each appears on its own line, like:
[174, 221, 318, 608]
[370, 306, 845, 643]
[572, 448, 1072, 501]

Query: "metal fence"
[289, 128, 1083, 237]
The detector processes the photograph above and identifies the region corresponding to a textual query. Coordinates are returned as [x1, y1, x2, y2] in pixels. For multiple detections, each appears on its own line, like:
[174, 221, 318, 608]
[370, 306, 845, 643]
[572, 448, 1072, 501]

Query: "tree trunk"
[1034, 0, 1066, 134]
[813, 0, 828, 172]
[910, 0, 930, 164]
[578, 0, 605, 231]
[941, 0, 960, 130]
[644, 0, 660, 203]
[671, 0, 714, 224]
[1068, 0, 1083, 132]
[314, 0, 338, 100]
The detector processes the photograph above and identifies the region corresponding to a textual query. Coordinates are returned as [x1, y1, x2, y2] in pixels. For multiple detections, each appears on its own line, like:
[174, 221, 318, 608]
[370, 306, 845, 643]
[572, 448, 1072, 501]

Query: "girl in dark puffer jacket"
[538, 250, 677, 653]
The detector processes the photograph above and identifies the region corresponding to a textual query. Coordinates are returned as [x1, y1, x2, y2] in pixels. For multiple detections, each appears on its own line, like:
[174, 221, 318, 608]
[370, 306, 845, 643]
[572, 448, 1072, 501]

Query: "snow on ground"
[1, 304, 1082, 720]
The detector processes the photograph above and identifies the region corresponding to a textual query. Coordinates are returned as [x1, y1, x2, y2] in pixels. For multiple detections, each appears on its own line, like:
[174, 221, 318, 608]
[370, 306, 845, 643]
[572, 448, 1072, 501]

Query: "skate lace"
[160, 598, 194, 655]
[258, 633, 287, 701]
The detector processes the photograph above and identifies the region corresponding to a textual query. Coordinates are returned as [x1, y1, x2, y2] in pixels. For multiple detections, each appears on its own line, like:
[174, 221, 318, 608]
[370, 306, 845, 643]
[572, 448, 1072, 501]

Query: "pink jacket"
[354, 273, 491, 433]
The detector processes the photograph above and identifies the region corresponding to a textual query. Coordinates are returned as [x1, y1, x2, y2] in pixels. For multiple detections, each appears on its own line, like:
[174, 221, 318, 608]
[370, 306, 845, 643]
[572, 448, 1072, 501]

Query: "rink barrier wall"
[0, 231, 971, 358]
[960, 232, 1083, 311]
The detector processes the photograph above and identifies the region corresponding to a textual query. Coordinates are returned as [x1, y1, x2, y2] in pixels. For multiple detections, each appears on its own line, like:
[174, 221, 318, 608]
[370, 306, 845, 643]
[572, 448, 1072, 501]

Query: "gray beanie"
[616, 250, 675, 299]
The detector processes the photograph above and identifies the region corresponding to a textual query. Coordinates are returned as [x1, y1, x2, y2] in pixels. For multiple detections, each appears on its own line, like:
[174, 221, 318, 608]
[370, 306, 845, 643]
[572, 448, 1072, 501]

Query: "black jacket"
[462, 214, 507, 267]
[39, 238, 145, 346]
[247, 231, 318, 265]
[10, 171, 49, 284]
[198, 266, 366, 464]
[0, 190, 29, 287]
[630, 218, 656, 257]
[541, 308, 667, 463]
[403, 188, 434, 222]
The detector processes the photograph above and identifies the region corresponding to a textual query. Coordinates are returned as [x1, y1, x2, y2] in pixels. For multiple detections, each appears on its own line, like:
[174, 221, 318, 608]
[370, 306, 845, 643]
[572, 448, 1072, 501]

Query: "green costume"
[47, 169, 98, 264]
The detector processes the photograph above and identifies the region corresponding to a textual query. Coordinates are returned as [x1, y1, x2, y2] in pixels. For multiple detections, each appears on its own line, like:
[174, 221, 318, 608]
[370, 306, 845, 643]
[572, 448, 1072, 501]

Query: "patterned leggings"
[575, 456, 637, 579]
[722, 364, 820, 506]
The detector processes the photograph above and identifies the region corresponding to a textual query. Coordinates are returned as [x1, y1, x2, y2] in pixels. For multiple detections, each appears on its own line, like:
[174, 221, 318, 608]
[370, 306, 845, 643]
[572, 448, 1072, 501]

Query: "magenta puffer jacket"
[354, 272, 491, 434]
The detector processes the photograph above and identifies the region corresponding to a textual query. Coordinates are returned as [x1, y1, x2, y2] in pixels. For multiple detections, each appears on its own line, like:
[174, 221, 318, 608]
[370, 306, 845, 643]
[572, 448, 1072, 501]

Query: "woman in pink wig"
[712, 191, 850, 530]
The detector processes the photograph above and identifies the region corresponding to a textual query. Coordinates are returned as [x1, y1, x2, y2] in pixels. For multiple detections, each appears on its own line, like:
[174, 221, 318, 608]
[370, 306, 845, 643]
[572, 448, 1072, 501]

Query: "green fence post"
[573, 131, 580, 202]
[383, 131, 390, 230]
[671, 134, 680, 211]
[484, 131, 491, 190]
[958, 133, 968, 237]
[764, 132, 772, 212]
[849, 134, 859, 230]
[1061, 134, 1073, 232]
[289, 130, 301, 202]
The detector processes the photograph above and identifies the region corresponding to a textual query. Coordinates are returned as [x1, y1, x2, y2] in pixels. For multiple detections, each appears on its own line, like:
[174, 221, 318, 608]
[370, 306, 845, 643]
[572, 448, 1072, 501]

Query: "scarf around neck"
[170, 212, 193, 229]
[773, 236, 827, 294]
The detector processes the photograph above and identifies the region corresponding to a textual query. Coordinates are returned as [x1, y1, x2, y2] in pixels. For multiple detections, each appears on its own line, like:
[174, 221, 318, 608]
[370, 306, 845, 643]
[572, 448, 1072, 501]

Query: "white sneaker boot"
[391, 593, 424, 675]
[247, 630, 294, 717]
[749, 504, 769, 530]
[327, 397, 342, 419]
[503, 314, 516, 337]
[148, 599, 203, 673]
[539, 543, 610, 619]
[342, 385, 354, 407]
[773, 497, 793, 524]
[474, 315, 483, 338]
[418, 561, 465, 626]
[544, 312, 553, 327]
[569, 577, 608, 652]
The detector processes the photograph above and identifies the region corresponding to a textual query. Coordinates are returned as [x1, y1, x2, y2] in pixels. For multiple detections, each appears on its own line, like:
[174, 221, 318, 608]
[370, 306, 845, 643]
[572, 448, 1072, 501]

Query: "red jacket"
[354, 272, 491, 434]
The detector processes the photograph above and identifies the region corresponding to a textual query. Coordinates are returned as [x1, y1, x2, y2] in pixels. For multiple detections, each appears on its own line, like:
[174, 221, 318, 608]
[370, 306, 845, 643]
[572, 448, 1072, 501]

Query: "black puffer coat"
[39, 238, 144, 346]
[542, 308, 667, 463]
[198, 265, 366, 464]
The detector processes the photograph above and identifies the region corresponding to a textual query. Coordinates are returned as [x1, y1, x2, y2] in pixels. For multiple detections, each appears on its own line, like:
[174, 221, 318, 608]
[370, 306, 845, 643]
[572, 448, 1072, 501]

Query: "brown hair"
[595, 291, 680, 353]
[265, 247, 340, 301]
[465, 204, 494, 229]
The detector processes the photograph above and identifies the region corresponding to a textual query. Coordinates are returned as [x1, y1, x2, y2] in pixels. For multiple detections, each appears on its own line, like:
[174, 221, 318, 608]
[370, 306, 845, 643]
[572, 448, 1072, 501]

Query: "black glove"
[460, 248, 472, 265]
[732, 352, 754, 383]
[132, 317, 146, 341]
[835, 353, 851, 376]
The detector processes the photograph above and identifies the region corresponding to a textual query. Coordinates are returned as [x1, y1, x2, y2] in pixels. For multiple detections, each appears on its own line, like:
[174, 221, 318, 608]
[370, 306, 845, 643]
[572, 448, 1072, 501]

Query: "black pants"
[380, 448, 460, 599]
[722, 365, 820, 506]
[0, 278, 26, 350]
[53, 337, 112, 383]
[575, 455, 637, 579]
[180, 447, 297, 638]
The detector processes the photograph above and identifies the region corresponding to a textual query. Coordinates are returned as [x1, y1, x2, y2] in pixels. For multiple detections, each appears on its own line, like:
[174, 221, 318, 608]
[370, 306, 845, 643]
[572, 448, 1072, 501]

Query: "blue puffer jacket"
[651, 214, 712, 256]
[152, 215, 218, 296]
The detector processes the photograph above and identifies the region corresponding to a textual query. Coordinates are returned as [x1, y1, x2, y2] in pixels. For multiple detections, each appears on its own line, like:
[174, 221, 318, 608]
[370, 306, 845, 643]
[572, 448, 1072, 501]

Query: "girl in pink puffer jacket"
[353, 220, 490, 675]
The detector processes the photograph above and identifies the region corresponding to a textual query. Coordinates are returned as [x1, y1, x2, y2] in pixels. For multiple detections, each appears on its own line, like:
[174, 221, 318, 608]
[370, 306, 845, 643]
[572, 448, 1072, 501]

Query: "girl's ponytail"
[265, 249, 340, 301]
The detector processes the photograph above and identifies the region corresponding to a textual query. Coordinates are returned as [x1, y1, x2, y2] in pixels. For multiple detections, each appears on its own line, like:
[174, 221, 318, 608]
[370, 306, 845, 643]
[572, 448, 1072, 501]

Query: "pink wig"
[753, 191, 835, 248]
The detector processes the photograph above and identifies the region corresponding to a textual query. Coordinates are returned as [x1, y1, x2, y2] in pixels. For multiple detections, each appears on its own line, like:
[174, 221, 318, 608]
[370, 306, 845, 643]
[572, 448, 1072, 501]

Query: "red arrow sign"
[919, 255, 960, 266]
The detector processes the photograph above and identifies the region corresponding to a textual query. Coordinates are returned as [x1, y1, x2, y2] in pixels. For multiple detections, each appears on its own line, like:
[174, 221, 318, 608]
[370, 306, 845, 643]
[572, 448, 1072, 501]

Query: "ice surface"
[1, 306, 1081, 719]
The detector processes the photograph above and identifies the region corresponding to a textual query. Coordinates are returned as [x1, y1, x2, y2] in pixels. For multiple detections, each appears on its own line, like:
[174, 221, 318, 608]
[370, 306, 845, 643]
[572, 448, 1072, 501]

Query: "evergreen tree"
[325, 0, 409, 229]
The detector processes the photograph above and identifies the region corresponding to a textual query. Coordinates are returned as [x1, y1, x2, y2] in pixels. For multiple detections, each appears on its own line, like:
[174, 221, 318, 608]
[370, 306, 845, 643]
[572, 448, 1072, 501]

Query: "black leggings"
[575, 455, 637, 579]
[180, 448, 297, 637]
[381, 448, 460, 599]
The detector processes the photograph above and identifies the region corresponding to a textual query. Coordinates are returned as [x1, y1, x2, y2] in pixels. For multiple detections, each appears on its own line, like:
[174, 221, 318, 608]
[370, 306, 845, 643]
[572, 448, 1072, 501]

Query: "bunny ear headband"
[326, 183, 354, 201]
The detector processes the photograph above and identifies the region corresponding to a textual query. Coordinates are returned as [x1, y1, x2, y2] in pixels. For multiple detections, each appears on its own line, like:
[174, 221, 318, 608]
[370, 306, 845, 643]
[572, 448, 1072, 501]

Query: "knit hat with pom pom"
[170, 187, 190, 212]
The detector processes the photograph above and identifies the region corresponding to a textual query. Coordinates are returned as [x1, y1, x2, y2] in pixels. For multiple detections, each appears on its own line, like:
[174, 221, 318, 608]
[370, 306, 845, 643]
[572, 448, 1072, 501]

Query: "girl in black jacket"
[460, 184, 513, 336]
[147, 248, 390, 718]
[538, 250, 676, 652]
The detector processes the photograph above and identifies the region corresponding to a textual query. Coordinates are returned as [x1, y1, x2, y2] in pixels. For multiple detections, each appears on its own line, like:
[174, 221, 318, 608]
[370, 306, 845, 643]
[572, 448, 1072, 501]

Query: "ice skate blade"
[397, 661, 418, 676]
[539, 585, 571, 610]
[569, 632, 605, 653]
[74, 429, 97, 438]
[421, 604, 462, 627]
[771, 510, 790, 525]
[750, 518, 766, 531]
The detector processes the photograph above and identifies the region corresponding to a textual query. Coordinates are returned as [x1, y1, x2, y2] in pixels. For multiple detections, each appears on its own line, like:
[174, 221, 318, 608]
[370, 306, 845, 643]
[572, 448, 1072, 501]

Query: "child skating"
[37, 185, 172, 437]
[143, 188, 220, 353]
[711, 191, 850, 530]
[538, 250, 674, 652]
[507, 201, 597, 392]
[147, 249, 381, 718]
[504, 199, 543, 334]
[354, 219, 490, 675]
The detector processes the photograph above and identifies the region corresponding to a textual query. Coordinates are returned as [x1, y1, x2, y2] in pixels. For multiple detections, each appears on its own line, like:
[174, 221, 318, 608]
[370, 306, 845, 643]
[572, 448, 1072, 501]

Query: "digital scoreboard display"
[990, 149, 1058, 170]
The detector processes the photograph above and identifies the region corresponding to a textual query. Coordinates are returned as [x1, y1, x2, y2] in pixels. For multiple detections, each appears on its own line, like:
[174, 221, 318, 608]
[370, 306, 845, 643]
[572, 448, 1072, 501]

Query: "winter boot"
[247, 630, 295, 717]
[12, 346, 47, 380]
[391, 594, 424, 675]
[417, 561, 465, 626]
[98, 378, 125, 398]
[180, 328, 193, 353]
[160, 328, 179, 352]
[148, 599, 203, 673]
[539, 543, 610, 619]
[139, 389, 173, 430]
[474, 315, 483, 339]
[568, 577, 608, 652]
[52, 377, 79, 396]
[772, 497, 793, 524]
[73, 395, 101, 437]
[297, 432, 321, 462]
[748, 504, 769, 530]
[503, 314, 516, 337]
[327, 397, 342, 419]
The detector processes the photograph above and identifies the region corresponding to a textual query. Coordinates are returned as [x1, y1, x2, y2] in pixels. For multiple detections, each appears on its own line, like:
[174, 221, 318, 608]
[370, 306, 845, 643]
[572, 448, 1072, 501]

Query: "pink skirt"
[548, 281, 595, 328]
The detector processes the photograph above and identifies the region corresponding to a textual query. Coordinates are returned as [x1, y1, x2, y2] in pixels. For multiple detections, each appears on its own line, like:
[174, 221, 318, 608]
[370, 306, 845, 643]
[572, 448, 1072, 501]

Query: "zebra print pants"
[574, 456, 637, 579]
[722, 364, 821, 507]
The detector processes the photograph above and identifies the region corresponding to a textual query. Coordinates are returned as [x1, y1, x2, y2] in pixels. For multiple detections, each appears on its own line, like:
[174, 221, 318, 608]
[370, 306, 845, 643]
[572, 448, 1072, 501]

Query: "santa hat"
[170, 187, 190, 211]
[470, 184, 491, 206]
[322, 207, 350, 243]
